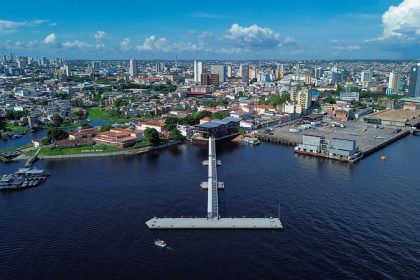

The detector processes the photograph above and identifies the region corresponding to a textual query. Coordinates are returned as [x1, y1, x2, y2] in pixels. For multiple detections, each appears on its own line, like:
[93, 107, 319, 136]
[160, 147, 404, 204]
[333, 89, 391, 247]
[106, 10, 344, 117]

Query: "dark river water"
[1, 136, 420, 279]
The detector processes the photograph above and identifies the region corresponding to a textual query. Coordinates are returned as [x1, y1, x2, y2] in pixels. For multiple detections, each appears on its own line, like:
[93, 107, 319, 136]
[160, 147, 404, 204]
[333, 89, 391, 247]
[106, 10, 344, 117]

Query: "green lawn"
[0, 144, 32, 154]
[132, 140, 152, 148]
[39, 144, 122, 156]
[87, 107, 128, 123]
[5, 123, 30, 133]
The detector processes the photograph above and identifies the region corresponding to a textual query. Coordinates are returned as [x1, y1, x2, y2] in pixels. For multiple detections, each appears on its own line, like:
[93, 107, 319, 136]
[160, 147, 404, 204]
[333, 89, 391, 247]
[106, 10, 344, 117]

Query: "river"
[1, 136, 419, 279]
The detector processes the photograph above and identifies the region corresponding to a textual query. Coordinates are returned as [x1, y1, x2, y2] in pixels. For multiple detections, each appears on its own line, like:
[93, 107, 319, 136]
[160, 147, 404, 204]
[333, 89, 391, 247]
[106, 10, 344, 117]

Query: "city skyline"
[0, 0, 419, 60]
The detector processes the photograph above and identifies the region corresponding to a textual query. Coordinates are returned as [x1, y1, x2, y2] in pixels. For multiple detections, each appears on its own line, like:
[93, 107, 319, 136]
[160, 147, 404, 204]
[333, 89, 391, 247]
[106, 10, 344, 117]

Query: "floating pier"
[146, 217, 282, 229]
[146, 136, 283, 230]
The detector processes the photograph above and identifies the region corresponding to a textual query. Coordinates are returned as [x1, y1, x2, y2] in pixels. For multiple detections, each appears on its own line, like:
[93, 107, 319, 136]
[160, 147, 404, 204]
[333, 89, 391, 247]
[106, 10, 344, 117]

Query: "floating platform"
[146, 217, 283, 230]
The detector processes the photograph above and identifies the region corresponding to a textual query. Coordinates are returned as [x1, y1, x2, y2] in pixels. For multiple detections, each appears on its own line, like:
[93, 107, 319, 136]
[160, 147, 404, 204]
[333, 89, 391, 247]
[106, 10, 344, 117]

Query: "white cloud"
[62, 40, 93, 48]
[0, 19, 51, 35]
[332, 45, 361, 51]
[94, 31, 106, 40]
[120, 37, 131, 51]
[137, 35, 169, 51]
[43, 33, 59, 45]
[224, 24, 282, 48]
[381, 0, 420, 39]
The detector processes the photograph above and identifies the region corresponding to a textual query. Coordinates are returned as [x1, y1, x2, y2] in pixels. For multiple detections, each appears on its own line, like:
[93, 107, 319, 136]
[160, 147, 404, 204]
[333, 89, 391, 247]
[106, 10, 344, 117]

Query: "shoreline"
[13, 140, 182, 161]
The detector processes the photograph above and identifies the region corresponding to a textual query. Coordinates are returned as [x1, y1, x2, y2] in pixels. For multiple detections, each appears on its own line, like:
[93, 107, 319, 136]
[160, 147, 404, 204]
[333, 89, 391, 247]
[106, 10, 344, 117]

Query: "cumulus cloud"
[224, 24, 282, 48]
[381, 0, 420, 40]
[43, 33, 60, 46]
[94, 31, 106, 40]
[137, 35, 169, 51]
[0, 19, 51, 35]
[120, 37, 131, 51]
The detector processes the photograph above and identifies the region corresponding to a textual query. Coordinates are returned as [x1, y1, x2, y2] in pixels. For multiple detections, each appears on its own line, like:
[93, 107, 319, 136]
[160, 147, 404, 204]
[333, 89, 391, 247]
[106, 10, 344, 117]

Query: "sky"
[0, 0, 419, 60]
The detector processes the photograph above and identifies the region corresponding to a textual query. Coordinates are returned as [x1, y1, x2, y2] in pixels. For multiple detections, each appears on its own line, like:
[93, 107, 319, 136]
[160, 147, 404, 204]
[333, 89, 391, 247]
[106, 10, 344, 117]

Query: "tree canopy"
[144, 128, 161, 145]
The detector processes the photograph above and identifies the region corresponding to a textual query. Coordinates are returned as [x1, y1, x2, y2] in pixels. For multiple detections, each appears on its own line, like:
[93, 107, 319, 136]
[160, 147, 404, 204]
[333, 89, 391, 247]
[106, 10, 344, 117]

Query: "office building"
[201, 73, 211, 85]
[194, 60, 203, 83]
[227, 65, 232, 78]
[408, 64, 420, 97]
[129, 59, 138, 78]
[210, 64, 226, 83]
[240, 64, 249, 85]
[315, 67, 322, 79]
[276, 64, 284, 80]
[361, 71, 372, 83]
[91, 61, 101, 71]
[388, 71, 400, 93]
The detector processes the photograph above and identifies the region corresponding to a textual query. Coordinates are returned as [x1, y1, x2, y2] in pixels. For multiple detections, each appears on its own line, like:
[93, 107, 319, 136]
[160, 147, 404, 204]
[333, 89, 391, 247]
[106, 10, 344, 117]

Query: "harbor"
[146, 137, 283, 230]
[257, 120, 412, 162]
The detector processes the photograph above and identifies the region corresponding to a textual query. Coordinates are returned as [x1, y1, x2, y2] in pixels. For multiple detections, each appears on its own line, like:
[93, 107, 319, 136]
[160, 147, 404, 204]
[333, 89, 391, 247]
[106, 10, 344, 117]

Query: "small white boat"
[154, 239, 166, 248]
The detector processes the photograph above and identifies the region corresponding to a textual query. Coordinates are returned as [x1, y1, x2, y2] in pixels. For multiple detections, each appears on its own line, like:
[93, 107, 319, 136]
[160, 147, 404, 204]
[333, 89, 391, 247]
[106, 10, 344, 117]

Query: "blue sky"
[0, 0, 419, 59]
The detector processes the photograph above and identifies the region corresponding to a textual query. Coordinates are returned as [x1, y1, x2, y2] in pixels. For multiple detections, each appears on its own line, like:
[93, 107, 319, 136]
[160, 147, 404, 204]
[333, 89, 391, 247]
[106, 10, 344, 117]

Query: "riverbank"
[14, 140, 181, 160]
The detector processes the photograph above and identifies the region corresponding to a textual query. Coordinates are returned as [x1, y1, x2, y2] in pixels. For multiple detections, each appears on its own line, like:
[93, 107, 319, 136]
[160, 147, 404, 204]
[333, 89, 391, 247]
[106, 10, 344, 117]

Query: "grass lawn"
[87, 107, 128, 124]
[39, 144, 122, 156]
[0, 144, 32, 154]
[5, 123, 30, 133]
[132, 140, 151, 148]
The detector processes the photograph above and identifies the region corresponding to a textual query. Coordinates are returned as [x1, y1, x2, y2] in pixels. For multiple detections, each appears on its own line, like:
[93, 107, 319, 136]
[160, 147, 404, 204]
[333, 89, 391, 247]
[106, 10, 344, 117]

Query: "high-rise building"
[295, 63, 300, 81]
[276, 64, 284, 80]
[227, 65, 232, 78]
[40, 56, 49, 67]
[315, 67, 322, 79]
[210, 74, 220, 85]
[361, 71, 372, 83]
[194, 60, 203, 83]
[201, 73, 211, 85]
[92, 61, 101, 71]
[210, 64, 226, 84]
[408, 64, 420, 97]
[305, 72, 312, 85]
[129, 59, 138, 78]
[64, 64, 70, 76]
[156, 62, 165, 73]
[240, 64, 249, 85]
[388, 72, 400, 93]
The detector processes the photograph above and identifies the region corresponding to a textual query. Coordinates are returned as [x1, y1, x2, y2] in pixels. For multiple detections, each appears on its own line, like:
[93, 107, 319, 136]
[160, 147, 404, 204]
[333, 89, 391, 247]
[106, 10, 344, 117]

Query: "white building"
[129, 59, 138, 78]
[388, 72, 400, 93]
[194, 60, 203, 83]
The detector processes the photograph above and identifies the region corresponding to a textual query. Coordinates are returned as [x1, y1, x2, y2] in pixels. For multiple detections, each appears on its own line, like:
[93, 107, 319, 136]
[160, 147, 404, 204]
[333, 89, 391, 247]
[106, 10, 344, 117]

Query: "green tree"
[144, 128, 161, 145]
[169, 129, 183, 140]
[239, 128, 246, 135]
[42, 128, 68, 145]
[164, 116, 179, 131]
[0, 117, 5, 131]
[51, 114, 64, 126]
[212, 111, 230, 119]
[100, 124, 112, 132]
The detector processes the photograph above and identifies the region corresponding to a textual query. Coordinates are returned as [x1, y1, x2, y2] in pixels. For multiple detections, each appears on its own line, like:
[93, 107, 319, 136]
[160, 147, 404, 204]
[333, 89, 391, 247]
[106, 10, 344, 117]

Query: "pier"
[257, 121, 412, 162]
[146, 137, 283, 230]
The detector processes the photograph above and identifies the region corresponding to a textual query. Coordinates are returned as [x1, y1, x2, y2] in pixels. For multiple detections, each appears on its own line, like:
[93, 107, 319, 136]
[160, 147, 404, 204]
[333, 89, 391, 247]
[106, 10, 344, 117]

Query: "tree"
[239, 128, 246, 135]
[164, 116, 179, 131]
[42, 128, 68, 145]
[51, 114, 64, 126]
[212, 111, 230, 119]
[144, 128, 161, 145]
[100, 124, 112, 132]
[169, 129, 183, 140]
[0, 117, 5, 131]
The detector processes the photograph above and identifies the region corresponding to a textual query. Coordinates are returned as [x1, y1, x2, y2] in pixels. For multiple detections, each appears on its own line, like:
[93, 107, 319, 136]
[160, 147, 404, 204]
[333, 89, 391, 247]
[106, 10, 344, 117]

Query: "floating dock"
[146, 217, 282, 230]
[146, 136, 283, 230]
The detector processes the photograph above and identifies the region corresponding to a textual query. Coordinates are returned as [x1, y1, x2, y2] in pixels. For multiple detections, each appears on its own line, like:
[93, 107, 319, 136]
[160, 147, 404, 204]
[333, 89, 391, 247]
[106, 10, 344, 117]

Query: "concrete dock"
[146, 217, 283, 230]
